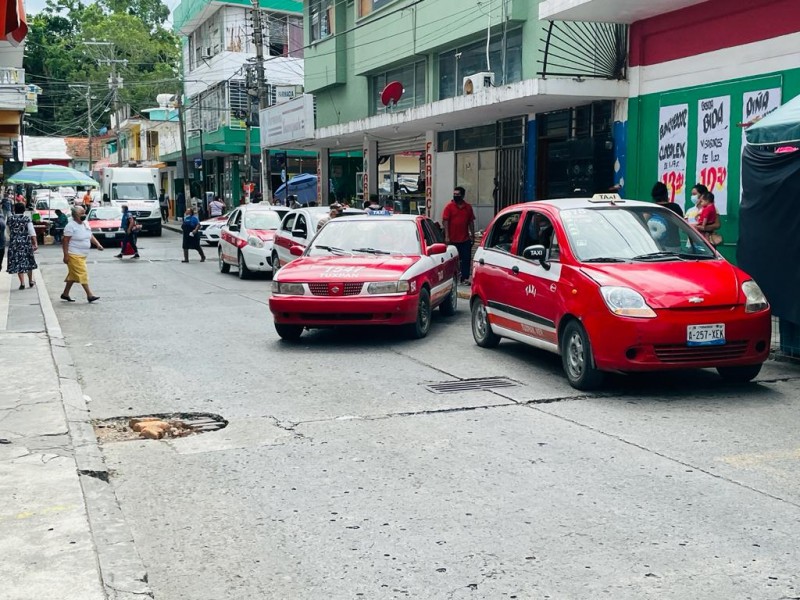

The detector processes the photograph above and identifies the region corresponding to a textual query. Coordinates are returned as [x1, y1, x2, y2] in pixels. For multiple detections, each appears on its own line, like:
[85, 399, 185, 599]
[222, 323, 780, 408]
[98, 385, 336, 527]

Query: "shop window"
[455, 124, 496, 151]
[310, 0, 333, 42]
[359, 0, 395, 18]
[370, 61, 426, 115]
[498, 117, 524, 147]
[437, 131, 455, 152]
[438, 28, 523, 100]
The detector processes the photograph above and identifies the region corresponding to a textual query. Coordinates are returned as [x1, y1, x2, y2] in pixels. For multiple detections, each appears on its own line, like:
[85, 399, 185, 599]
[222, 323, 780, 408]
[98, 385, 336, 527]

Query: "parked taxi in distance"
[470, 194, 771, 390]
[87, 206, 124, 246]
[218, 204, 288, 279]
[269, 214, 459, 340]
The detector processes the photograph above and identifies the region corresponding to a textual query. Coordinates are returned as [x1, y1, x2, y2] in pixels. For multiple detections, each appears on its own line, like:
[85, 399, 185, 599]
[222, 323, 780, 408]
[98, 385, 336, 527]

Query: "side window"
[227, 210, 239, 227]
[485, 211, 522, 253]
[295, 214, 308, 238]
[518, 211, 558, 261]
[423, 219, 444, 244]
[421, 220, 435, 246]
[234, 211, 242, 226]
[282, 214, 296, 233]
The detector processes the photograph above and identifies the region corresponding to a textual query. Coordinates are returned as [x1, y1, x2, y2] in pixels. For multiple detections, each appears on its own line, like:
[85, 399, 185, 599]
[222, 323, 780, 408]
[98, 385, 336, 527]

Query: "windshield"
[36, 198, 69, 210]
[111, 183, 157, 201]
[244, 211, 282, 230]
[309, 220, 421, 256]
[89, 207, 122, 220]
[560, 206, 716, 261]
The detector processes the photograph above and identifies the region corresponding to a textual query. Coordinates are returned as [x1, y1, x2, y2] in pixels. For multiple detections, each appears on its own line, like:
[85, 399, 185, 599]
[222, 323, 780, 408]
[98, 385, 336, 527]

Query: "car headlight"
[600, 286, 656, 318]
[742, 280, 768, 313]
[367, 281, 410, 295]
[247, 236, 264, 248]
[272, 282, 305, 295]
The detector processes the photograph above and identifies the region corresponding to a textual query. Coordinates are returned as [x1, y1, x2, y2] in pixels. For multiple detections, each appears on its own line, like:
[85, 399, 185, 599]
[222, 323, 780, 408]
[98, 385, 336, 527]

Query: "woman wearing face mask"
[61, 206, 104, 303]
[686, 184, 709, 225]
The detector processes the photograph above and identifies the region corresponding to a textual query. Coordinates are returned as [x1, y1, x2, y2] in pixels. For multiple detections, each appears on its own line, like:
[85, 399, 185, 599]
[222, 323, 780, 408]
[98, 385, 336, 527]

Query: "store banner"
[657, 104, 689, 205]
[740, 88, 782, 201]
[696, 95, 731, 215]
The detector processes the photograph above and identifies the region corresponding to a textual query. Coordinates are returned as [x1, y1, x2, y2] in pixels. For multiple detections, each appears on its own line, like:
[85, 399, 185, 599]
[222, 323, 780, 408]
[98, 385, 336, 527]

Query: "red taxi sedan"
[269, 214, 459, 340]
[470, 195, 771, 390]
[87, 206, 124, 246]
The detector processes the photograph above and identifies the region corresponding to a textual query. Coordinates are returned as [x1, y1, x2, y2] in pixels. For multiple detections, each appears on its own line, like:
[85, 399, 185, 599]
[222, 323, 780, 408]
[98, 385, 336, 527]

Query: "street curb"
[162, 221, 182, 234]
[36, 276, 154, 600]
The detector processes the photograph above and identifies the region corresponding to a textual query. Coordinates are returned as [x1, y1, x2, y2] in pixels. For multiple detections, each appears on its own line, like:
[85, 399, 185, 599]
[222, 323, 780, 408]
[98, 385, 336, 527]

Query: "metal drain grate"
[425, 377, 519, 394]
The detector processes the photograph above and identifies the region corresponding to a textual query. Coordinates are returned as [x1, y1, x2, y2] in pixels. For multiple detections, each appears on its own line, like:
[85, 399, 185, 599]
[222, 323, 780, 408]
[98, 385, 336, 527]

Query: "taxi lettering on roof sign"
[470, 197, 771, 391]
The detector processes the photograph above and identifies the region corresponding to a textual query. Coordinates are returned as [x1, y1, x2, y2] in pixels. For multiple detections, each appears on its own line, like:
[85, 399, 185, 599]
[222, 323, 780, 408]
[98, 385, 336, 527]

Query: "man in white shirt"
[61, 206, 104, 303]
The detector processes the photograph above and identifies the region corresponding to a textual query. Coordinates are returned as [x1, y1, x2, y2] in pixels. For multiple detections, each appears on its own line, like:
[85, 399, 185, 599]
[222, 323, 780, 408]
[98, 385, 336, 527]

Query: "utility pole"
[175, 92, 192, 216]
[85, 41, 126, 167]
[251, 0, 271, 200]
[69, 84, 94, 173]
[245, 64, 254, 194]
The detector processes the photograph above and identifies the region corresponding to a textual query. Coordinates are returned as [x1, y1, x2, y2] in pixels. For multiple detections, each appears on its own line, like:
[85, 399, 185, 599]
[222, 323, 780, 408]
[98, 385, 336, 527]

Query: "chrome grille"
[308, 283, 364, 297]
[134, 210, 150, 218]
[654, 341, 748, 364]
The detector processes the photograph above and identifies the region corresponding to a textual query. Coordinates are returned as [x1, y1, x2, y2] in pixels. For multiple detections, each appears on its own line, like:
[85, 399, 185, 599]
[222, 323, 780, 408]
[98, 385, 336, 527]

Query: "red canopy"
[1, 0, 27, 46]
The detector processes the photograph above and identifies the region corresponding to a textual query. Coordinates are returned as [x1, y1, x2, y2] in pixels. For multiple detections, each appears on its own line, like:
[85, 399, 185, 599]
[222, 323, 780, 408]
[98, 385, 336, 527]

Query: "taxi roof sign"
[589, 193, 624, 204]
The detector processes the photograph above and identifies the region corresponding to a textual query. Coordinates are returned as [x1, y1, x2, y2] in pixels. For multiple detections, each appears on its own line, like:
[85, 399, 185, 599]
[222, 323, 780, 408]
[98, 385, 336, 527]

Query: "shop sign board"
[425, 140, 433, 217]
[657, 104, 689, 205]
[260, 95, 314, 147]
[696, 95, 731, 215]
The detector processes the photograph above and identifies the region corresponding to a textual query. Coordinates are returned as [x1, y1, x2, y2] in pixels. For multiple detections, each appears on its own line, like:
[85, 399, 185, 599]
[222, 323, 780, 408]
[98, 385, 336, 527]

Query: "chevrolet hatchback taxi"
[218, 205, 288, 279]
[88, 206, 124, 246]
[269, 214, 459, 340]
[470, 195, 771, 390]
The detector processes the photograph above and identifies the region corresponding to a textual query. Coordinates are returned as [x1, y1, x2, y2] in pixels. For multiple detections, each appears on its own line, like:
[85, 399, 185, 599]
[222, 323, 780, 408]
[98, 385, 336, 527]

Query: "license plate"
[687, 323, 725, 346]
[104, 233, 117, 238]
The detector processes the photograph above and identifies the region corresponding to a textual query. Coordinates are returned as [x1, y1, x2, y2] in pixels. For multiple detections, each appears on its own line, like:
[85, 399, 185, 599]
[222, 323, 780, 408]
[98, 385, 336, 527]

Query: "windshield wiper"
[583, 257, 628, 263]
[314, 245, 351, 255]
[631, 251, 682, 261]
[352, 247, 391, 255]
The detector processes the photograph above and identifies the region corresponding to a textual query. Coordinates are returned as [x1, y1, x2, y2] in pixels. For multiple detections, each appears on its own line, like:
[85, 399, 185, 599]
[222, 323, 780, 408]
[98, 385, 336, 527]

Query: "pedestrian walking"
[6, 202, 38, 289]
[209, 195, 225, 217]
[82, 190, 93, 213]
[61, 206, 103, 303]
[442, 186, 475, 285]
[116, 205, 140, 259]
[181, 208, 205, 263]
[159, 189, 169, 223]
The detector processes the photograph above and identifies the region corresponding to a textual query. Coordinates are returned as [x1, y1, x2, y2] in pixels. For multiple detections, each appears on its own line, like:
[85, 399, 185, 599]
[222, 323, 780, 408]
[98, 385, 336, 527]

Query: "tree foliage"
[23, 0, 180, 137]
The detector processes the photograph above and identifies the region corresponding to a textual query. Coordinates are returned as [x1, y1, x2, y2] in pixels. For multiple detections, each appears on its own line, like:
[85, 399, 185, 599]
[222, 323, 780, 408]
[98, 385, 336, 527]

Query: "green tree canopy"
[23, 0, 180, 137]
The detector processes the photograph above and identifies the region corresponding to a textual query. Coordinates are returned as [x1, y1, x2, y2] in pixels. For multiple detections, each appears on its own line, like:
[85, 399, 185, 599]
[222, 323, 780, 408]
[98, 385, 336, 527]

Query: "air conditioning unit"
[462, 72, 495, 95]
[201, 48, 213, 59]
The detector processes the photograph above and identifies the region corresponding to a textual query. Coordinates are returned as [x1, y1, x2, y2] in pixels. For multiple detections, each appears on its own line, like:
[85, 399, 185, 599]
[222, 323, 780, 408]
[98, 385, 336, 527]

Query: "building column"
[318, 148, 330, 205]
[363, 137, 378, 201]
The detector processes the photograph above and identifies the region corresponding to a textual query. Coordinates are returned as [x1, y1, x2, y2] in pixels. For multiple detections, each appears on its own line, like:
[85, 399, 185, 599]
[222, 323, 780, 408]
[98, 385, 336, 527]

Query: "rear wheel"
[561, 320, 604, 391]
[439, 275, 458, 316]
[275, 323, 303, 341]
[471, 298, 500, 348]
[717, 364, 762, 383]
[218, 248, 230, 274]
[404, 288, 431, 339]
[238, 252, 251, 280]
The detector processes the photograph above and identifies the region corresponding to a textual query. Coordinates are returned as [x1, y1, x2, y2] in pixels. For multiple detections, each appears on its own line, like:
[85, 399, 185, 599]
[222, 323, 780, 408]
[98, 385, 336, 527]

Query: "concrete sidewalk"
[0, 271, 151, 600]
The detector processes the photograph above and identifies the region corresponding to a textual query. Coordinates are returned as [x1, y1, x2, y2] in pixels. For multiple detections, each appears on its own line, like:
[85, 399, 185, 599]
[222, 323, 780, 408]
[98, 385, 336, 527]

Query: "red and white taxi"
[269, 214, 459, 340]
[218, 204, 288, 279]
[199, 214, 228, 246]
[88, 206, 124, 246]
[470, 194, 772, 390]
[34, 195, 70, 223]
[272, 206, 365, 272]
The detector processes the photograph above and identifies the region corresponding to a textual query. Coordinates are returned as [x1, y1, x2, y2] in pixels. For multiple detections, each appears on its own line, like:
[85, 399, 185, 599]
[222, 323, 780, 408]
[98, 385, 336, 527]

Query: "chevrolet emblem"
[688, 297, 704, 304]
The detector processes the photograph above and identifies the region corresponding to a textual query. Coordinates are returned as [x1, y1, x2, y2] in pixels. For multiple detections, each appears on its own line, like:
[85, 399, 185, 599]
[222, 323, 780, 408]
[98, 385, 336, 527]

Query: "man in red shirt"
[442, 186, 475, 285]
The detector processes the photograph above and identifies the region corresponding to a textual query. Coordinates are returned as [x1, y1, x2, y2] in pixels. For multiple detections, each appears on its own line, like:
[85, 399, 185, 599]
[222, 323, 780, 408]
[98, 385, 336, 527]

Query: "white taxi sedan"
[218, 204, 288, 279]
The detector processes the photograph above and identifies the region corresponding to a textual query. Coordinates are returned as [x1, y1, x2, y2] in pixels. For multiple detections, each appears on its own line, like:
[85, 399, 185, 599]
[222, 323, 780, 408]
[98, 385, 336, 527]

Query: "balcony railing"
[0, 67, 25, 86]
[539, 21, 628, 80]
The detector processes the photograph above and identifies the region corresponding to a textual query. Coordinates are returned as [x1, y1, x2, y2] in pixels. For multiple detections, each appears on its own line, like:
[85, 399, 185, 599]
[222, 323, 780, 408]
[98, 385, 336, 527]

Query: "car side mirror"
[229, 224, 240, 232]
[523, 244, 550, 269]
[292, 228, 307, 239]
[427, 242, 447, 255]
[289, 245, 304, 257]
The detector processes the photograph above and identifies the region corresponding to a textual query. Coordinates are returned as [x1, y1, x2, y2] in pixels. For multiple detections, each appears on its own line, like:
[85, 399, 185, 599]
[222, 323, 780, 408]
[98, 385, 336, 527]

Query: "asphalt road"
[38, 231, 800, 600]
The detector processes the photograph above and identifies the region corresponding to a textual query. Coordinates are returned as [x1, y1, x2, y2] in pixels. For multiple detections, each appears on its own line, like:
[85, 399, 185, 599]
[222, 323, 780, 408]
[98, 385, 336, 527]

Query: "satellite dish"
[380, 81, 404, 107]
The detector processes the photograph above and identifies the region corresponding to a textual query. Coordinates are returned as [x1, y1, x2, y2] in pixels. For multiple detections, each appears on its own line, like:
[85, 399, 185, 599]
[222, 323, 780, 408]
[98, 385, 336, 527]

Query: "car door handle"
[511, 265, 520, 274]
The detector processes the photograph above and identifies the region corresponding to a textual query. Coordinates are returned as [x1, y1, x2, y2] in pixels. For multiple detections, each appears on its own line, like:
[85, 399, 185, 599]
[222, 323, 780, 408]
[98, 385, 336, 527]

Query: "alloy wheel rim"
[474, 304, 487, 339]
[567, 332, 584, 378]
[419, 298, 430, 331]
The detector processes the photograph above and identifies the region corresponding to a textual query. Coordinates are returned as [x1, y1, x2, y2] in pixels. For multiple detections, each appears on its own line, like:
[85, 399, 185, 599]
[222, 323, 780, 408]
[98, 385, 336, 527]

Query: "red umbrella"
[1, 0, 27, 46]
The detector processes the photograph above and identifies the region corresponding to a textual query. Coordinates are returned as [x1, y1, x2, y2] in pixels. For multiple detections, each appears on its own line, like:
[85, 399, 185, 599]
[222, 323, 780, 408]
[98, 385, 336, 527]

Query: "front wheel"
[717, 364, 762, 384]
[560, 320, 604, 391]
[275, 322, 303, 341]
[218, 249, 230, 274]
[404, 288, 431, 339]
[439, 275, 458, 316]
[238, 252, 251, 280]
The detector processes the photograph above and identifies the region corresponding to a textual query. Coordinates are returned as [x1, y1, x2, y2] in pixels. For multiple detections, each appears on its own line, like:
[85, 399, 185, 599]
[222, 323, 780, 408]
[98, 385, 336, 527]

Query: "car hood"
[580, 260, 743, 308]
[90, 220, 121, 229]
[247, 229, 276, 242]
[202, 216, 228, 225]
[278, 255, 421, 282]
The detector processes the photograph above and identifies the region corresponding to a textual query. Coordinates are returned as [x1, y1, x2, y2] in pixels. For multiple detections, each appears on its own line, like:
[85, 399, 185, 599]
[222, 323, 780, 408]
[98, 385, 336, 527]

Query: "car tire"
[439, 275, 458, 316]
[717, 364, 762, 384]
[275, 322, 303, 341]
[405, 287, 432, 339]
[154, 225, 162, 237]
[471, 297, 500, 348]
[238, 252, 251, 280]
[560, 320, 604, 391]
[271, 251, 281, 274]
[218, 248, 230, 274]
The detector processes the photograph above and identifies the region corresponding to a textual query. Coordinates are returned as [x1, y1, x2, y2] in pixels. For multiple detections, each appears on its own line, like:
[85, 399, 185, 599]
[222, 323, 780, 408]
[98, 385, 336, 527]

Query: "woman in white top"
[61, 206, 104, 303]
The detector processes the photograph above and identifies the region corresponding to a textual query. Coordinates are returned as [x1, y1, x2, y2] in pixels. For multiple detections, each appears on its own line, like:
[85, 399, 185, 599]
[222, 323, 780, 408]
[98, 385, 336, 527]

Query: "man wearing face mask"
[442, 186, 476, 285]
[61, 206, 104, 303]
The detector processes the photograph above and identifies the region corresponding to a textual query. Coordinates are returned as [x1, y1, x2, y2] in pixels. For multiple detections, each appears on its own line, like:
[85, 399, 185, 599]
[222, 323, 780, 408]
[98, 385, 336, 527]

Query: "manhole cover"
[94, 412, 228, 443]
[424, 377, 519, 394]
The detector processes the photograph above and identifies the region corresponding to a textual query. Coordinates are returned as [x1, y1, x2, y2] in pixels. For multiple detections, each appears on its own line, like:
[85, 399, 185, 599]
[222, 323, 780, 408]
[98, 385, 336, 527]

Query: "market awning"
[746, 93, 800, 146]
[1, 0, 28, 46]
